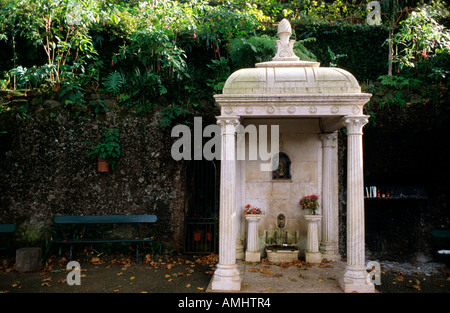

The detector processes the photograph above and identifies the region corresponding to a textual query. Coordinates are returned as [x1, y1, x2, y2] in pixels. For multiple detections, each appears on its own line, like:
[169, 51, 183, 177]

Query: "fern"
[229, 35, 317, 68]
[229, 36, 276, 68]
[103, 71, 123, 93]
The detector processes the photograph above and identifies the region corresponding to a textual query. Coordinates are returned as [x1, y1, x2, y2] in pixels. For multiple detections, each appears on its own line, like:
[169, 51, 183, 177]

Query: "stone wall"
[0, 101, 187, 251]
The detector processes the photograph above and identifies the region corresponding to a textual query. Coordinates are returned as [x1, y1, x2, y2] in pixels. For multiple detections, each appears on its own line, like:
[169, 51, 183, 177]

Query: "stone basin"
[266, 245, 299, 263]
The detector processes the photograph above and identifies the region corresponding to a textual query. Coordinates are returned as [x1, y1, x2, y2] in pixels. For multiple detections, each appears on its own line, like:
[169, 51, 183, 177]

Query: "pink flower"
[193, 33, 197, 39]
[422, 50, 428, 58]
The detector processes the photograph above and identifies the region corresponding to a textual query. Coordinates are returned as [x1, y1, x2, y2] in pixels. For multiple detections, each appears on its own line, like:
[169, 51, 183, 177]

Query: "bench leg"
[136, 243, 139, 264]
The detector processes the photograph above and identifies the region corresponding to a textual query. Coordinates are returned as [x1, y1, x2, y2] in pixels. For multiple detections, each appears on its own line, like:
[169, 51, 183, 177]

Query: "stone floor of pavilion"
[207, 259, 348, 293]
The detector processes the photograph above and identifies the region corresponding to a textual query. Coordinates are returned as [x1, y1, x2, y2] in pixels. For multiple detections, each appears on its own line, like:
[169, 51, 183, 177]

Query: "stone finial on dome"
[273, 19, 299, 61]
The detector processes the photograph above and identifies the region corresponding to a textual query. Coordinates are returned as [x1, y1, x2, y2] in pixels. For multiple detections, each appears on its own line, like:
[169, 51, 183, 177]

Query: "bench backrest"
[0, 224, 16, 233]
[432, 229, 450, 238]
[53, 215, 157, 224]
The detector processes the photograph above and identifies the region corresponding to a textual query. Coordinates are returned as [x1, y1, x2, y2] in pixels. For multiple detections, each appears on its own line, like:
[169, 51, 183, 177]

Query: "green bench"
[0, 224, 15, 256]
[431, 229, 450, 266]
[49, 215, 160, 263]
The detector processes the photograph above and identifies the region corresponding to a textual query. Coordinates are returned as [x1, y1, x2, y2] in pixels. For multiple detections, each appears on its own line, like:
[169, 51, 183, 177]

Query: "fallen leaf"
[41, 282, 51, 287]
[164, 274, 171, 278]
[117, 272, 123, 276]
[130, 276, 135, 280]
[58, 278, 67, 284]
[394, 274, 404, 282]
[185, 284, 191, 288]
[168, 279, 173, 282]
[197, 287, 204, 291]
[318, 278, 324, 282]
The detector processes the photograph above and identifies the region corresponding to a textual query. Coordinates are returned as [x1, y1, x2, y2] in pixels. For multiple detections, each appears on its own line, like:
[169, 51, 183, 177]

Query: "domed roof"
[222, 63, 361, 95]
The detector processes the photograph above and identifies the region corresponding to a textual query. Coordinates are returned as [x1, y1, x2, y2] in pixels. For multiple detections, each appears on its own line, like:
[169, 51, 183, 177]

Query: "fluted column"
[211, 116, 241, 291]
[340, 115, 374, 293]
[320, 132, 341, 261]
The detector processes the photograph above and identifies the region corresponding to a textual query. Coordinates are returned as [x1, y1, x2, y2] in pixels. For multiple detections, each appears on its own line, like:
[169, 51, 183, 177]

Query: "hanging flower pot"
[97, 158, 110, 172]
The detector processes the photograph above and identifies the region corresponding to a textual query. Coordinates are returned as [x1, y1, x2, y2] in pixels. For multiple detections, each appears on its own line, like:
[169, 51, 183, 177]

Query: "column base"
[320, 242, 341, 261]
[210, 264, 241, 291]
[236, 239, 245, 260]
[339, 266, 375, 293]
[245, 251, 261, 263]
[305, 251, 322, 264]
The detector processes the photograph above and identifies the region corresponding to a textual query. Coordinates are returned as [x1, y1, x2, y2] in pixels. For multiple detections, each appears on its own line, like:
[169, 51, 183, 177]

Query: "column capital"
[343, 115, 369, 135]
[216, 115, 240, 126]
[320, 131, 338, 147]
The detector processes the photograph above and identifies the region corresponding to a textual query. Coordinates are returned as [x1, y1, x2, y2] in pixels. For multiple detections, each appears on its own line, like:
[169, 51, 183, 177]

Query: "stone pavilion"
[210, 19, 374, 293]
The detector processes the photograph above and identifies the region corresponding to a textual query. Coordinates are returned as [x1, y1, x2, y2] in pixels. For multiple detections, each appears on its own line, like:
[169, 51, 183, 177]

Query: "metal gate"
[184, 160, 218, 254]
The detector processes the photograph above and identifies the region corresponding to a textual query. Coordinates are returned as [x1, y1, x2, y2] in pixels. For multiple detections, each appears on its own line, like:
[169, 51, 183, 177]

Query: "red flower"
[193, 33, 197, 39]
[422, 50, 428, 58]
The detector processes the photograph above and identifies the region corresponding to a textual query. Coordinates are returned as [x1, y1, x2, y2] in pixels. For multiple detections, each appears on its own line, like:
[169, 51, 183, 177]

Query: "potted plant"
[299, 195, 319, 215]
[88, 127, 121, 172]
[243, 204, 264, 215]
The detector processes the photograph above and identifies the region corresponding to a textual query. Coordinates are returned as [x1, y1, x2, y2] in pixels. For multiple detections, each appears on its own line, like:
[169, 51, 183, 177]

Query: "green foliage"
[378, 75, 422, 90]
[292, 21, 390, 81]
[0, 0, 448, 126]
[88, 127, 121, 169]
[389, 3, 450, 76]
[102, 71, 123, 94]
[327, 46, 346, 67]
[206, 57, 231, 92]
[229, 35, 276, 68]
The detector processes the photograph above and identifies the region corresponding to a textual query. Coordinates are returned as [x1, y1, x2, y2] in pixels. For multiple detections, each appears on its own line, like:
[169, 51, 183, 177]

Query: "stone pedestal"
[305, 215, 322, 264]
[245, 215, 263, 262]
[15, 247, 42, 273]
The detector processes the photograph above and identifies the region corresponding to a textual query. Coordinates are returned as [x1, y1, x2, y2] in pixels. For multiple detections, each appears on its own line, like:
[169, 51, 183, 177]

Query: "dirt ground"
[1, 252, 449, 294]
